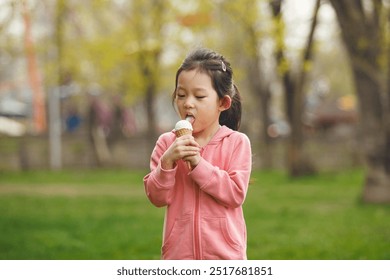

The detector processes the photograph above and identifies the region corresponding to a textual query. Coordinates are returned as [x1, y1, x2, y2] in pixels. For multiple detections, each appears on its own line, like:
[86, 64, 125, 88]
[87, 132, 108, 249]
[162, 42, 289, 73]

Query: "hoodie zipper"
[194, 184, 201, 259]
[193, 146, 205, 260]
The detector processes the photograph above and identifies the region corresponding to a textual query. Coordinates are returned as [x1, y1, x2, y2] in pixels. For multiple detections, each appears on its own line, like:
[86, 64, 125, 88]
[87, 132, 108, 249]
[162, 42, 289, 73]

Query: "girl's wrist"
[161, 156, 174, 170]
[190, 157, 201, 169]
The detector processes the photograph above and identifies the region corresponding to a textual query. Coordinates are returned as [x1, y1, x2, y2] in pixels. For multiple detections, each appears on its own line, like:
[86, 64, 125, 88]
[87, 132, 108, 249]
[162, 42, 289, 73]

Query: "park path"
[0, 184, 143, 197]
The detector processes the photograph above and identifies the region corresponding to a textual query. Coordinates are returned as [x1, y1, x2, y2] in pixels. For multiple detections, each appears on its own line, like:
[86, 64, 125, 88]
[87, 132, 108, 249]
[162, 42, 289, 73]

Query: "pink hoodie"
[143, 126, 252, 260]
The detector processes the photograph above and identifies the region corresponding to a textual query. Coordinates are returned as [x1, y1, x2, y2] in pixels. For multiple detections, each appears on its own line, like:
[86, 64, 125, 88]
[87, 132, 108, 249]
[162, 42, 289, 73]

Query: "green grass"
[0, 169, 389, 260]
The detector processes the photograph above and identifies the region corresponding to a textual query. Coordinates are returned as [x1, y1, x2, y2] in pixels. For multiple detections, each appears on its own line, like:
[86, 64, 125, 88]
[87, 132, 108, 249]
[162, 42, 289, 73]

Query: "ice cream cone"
[174, 120, 193, 170]
[175, 128, 192, 138]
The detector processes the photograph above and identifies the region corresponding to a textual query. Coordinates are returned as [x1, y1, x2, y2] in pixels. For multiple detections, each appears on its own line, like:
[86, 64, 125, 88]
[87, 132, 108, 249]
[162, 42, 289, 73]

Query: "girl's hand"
[161, 135, 200, 170]
[183, 148, 201, 169]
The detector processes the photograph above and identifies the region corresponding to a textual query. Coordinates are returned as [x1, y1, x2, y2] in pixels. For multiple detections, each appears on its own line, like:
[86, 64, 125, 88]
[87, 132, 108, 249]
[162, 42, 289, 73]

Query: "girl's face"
[175, 69, 230, 138]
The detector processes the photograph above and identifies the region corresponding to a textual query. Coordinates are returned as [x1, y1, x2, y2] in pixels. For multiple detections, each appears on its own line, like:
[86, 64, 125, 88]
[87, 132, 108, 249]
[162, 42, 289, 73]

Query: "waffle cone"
[175, 128, 192, 137]
[175, 128, 193, 171]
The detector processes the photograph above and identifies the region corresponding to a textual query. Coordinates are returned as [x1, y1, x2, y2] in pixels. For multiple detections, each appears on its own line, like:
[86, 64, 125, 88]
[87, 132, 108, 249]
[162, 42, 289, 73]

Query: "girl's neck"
[193, 123, 221, 147]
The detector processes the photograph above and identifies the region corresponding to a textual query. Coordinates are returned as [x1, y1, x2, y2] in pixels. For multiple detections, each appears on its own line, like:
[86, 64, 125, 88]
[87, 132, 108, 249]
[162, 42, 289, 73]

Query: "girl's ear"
[219, 95, 232, 112]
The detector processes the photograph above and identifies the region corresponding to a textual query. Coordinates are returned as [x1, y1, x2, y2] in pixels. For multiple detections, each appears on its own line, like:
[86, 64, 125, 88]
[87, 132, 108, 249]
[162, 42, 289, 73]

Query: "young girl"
[143, 48, 252, 260]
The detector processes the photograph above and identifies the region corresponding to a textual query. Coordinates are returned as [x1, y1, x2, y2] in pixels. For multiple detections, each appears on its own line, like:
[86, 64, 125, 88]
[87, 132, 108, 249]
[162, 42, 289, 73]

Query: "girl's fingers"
[170, 135, 200, 162]
[176, 135, 200, 147]
[179, 146, 200, 155]
[174, 144, 199, 159]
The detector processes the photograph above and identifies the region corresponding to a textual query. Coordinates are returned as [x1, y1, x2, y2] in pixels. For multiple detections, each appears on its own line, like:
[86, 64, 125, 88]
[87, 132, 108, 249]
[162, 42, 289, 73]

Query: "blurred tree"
[220, 0, 274, 168]
[22, 1, 47, 133]
[72, 1, 172, 139]
[329, 0, 390, 203]
[128, 0, 166, 139]
[0, 0, 17, 82]
[37, 0, 175, 136]
[270, 0, 321, 176]
[0, 0, 16, 34]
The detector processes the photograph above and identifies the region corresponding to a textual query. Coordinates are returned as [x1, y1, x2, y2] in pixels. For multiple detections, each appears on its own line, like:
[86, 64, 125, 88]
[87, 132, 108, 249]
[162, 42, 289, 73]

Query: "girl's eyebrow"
[176, 85, 208, 94]
[193, 87, 207, 93]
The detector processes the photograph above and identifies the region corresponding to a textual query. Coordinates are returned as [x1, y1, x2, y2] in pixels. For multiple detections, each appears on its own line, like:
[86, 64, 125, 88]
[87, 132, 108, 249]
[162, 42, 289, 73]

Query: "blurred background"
[0, 0, 389, 202]
[1, 0, 390, 260]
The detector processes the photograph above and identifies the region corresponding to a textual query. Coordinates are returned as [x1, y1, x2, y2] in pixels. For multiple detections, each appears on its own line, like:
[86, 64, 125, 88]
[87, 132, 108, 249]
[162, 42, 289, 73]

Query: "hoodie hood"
[207, 125, 235, 145]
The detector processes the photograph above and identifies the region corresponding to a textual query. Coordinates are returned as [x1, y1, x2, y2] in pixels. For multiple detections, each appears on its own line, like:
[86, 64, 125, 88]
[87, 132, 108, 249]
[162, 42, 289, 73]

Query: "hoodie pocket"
[201, 217, 243, 259]
[162, 216, 193, 259]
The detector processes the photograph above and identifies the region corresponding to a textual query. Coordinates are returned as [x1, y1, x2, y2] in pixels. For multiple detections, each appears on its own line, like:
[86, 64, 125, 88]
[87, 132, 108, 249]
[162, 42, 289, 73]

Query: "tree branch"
[297, 0, 321, 93]
[0, 0, 16, 33]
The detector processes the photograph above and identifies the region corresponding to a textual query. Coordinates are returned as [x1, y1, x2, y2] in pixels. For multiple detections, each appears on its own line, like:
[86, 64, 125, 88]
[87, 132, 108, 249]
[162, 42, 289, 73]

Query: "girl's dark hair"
[172, 48, 242, 131]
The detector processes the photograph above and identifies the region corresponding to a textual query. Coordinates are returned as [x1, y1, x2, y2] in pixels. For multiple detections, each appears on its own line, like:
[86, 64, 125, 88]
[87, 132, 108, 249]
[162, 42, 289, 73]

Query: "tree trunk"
[270, 0, 320, 176]
[246, 28, 273, 168]
[329, 0, 390, 203]
[354, 70, 390, 203]
[138, 49, 161, 151]
[144, 74, 157, 138]
[23, 1, 47, 133]
[133, 0, 164, 142]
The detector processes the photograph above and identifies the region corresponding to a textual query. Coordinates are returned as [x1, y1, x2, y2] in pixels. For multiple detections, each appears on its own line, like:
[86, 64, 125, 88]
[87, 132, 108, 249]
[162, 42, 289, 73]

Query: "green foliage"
[0, 169, 389, 260]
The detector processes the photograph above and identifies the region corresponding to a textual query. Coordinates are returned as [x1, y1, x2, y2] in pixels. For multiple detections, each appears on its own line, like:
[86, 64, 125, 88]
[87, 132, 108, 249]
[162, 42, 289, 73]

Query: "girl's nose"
[184, 96, 194, 108]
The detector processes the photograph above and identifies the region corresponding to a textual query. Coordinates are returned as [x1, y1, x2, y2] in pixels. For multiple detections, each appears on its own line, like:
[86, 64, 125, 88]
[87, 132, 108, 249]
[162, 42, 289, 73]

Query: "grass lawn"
[0, 169, 389, 260]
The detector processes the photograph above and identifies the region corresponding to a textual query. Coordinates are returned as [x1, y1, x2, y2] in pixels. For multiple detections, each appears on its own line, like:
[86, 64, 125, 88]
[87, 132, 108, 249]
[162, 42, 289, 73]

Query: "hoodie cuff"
[154, 162, 177, 188]
[190, 157, 214, 188]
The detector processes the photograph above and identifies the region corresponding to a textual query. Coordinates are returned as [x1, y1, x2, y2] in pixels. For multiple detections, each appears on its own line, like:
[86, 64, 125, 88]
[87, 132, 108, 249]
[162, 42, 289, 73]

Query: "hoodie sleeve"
[143, 133, 177, 207]
[190, 132, 252, 208]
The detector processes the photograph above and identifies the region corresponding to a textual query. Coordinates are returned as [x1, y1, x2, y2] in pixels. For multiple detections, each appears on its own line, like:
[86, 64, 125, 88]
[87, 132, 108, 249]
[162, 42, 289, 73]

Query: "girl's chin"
[192, 129, 200, 136]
